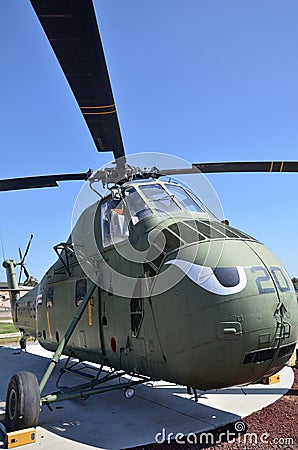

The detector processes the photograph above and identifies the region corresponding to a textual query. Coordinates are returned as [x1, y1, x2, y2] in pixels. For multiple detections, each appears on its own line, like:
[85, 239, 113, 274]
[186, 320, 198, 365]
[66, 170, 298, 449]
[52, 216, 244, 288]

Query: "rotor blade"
[22, 234, 34, 264]
[157, 161, 298, 176]
[18, 265, 30, 284]
[0, 172, 89, 192]
[29, 0, 126, 165]
[23, 266, 30, 281]
[193, 161, 298, 173]
[18, 265, 23, 285]
[18, 234, 34, 284]
[18, 247, 23, 284]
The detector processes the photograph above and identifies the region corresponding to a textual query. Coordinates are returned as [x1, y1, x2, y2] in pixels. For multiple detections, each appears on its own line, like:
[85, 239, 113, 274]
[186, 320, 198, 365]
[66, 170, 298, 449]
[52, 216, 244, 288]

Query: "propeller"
[18, 234, 34, 284]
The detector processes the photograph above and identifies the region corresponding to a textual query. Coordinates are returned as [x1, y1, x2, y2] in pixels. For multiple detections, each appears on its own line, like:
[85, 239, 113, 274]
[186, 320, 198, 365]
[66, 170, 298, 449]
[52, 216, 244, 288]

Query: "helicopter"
[1, 0, 298, 433]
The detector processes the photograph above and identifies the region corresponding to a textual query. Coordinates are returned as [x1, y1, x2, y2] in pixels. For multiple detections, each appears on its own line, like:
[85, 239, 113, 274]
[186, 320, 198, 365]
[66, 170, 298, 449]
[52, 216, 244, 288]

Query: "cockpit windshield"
[164, 183, 205, 213]
[138, 184, 181, 214]
[101, 182, 208, 248]
[137, 182, 206, 214]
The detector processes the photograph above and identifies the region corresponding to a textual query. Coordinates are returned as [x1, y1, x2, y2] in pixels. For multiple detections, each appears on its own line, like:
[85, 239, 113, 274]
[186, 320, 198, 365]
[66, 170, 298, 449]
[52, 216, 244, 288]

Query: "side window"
[130, 298, 143, 337]
[46, 286, 54, 308]
[130, 277, 143, 337]
[76, 279, 87, 306]
[101, 198, 128, 247]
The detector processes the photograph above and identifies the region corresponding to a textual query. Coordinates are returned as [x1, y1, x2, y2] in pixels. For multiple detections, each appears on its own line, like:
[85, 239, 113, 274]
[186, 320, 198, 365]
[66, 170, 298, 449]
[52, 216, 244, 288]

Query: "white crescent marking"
[165, 259, 247, 295]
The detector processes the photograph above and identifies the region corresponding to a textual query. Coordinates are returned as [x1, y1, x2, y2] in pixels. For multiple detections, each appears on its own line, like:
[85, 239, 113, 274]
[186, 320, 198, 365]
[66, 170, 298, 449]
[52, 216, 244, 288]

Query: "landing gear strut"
[4, 282, 97, 431]
[4, 282, 149, 431]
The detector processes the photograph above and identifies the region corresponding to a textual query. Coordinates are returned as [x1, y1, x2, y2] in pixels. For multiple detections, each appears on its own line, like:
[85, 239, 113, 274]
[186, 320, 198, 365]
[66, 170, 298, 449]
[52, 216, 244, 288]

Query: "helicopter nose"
[239, 240, 298, 369]
[155, 239, 298, 389]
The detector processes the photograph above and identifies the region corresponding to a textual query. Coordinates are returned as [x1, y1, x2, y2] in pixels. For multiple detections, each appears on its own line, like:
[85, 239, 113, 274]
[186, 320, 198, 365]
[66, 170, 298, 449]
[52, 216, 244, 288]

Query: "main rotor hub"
[88, 164, 160, 188]
[87, 163, 201, 188]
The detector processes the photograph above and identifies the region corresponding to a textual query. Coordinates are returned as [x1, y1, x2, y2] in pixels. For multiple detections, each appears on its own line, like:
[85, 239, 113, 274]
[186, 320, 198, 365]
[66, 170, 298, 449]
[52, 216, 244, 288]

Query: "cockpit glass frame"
[100, 196, 129, 248]
[163, 183, 205, 213]
[123, 186, 153, 224]
[100, 180, 212, 248]
[138, 183, 182, 214]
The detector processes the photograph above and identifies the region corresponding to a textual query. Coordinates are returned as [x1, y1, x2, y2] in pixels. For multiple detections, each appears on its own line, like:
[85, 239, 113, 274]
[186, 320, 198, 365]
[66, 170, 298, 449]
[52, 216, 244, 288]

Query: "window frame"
[46, 285, 54, 308]
[75, 278, 87, 306]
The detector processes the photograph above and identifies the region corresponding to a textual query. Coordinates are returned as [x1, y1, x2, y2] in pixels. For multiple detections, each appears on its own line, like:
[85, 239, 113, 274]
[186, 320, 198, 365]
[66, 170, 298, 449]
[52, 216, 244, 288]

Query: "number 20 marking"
[250, 266, 290, 294]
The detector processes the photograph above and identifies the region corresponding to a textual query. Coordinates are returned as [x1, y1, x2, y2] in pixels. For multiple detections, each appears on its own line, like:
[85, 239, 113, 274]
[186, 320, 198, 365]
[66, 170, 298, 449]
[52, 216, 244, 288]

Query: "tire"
[5, 371, 40, 431]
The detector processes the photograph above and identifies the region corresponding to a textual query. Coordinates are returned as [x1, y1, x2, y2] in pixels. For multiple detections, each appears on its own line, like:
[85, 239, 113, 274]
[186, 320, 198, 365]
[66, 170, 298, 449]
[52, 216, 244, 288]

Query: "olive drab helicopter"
[1, 0, 298, 433]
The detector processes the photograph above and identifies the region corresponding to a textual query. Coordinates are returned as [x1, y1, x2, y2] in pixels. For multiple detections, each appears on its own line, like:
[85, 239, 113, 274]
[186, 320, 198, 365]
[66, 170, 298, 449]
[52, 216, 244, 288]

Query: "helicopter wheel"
[5, 371, 40, 431]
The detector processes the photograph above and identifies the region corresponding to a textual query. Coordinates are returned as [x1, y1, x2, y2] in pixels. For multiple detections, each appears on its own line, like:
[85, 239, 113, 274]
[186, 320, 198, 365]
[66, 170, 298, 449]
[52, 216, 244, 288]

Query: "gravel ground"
[129, 367, 297, 450]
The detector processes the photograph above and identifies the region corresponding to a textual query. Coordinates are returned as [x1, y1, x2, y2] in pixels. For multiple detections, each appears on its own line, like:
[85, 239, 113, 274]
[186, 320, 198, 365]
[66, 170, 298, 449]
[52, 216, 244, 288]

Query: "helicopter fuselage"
[8, 179, 298, 390]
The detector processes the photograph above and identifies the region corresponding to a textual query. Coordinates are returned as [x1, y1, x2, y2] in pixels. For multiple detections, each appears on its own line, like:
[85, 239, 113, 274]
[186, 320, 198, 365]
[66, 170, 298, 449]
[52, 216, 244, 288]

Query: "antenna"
[0, 226, 5, 260]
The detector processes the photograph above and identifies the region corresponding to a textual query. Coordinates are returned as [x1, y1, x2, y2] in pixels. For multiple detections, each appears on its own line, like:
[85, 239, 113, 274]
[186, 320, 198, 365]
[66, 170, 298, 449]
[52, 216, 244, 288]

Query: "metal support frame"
[53, 242, 74, 275]
[41, 368, 147, 406]
[38, 281, 150, 407]
[39, 282, 97, 394]
[56, 354, 103, 387]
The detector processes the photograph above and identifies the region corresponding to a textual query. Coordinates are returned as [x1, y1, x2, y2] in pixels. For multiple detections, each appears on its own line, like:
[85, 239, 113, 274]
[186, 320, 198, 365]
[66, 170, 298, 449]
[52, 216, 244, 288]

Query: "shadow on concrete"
[0, 344, 293, 450]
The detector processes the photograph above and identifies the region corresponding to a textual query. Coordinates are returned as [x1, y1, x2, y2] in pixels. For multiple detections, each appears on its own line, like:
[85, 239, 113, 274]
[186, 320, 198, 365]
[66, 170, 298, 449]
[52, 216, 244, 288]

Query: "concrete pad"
[0, 342, 294, 449]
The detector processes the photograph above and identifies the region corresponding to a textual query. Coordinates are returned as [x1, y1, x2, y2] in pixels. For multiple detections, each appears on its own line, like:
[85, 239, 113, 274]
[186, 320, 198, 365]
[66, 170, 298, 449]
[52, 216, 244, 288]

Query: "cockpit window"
[164, 183, 205, 213]
[124, 187, 152, 224]
[101, 197, 129, 247]
[139, 184, 181, 214]
[101, 188, 153, 247]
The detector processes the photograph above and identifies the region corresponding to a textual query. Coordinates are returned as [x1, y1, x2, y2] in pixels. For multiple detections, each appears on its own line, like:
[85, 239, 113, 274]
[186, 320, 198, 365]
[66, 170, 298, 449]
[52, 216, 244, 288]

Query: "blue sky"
[0, 0, 298, 281]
